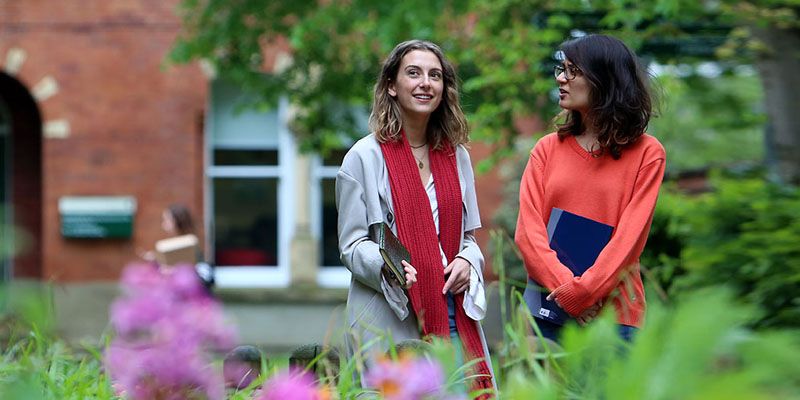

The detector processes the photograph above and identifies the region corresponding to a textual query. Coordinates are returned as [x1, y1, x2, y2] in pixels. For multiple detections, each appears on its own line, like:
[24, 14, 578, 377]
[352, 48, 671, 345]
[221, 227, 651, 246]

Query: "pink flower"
[119, 263, 163, 292]
[258, 369, 326, 400]
[105, 263, 237, 400]
[167, 263, 211, 300]
[109, 292, 172, 338]
[106, 341, 225, 400]
[364, 356, 446, 400]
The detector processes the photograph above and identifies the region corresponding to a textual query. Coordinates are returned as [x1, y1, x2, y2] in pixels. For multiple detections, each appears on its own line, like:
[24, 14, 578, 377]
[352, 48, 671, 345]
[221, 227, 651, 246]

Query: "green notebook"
[369, 222, 410, 287]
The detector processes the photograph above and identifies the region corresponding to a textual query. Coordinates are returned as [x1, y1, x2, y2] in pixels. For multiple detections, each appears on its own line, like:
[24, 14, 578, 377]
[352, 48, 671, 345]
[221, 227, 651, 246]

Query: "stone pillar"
[290, 154, 319, 285]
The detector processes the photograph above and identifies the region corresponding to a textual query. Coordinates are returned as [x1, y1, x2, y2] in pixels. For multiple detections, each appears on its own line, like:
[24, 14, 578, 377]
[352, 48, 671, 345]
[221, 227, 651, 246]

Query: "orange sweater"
[515, 133, 665, 327]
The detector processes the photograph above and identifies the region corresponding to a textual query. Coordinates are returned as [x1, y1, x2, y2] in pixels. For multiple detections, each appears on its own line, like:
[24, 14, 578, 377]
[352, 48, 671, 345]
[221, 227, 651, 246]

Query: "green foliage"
[492, 231, 800, 400]
[0, 336, 116, 399]
[643, 174, 800, 328]
[2, 260, 800, 398]
[0, 205, 32, 261]
[718, 1, 800, 46]
[0, 283, 114, 399]
[170, 0, 472, 154]
[650, 71, 765, 172]
[169, 0, 794, 157]
[1, 282, 56, 341]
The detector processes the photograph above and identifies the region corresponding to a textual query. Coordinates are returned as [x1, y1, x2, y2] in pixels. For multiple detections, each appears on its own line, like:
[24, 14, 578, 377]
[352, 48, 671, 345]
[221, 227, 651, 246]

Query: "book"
[155, 234, 199, 266]
[369, 222, 410, 287]
[523, 208, 614, 325]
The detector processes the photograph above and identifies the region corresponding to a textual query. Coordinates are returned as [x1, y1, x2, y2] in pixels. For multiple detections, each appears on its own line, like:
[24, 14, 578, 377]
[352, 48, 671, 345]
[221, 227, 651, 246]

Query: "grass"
[1, 232, 799, 398]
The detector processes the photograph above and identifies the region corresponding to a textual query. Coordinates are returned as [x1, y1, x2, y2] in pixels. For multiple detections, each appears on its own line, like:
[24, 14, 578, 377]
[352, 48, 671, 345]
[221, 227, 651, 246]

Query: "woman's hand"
[576, 300, 604, 326]
[138, 249, 156, 262]
[400, 260, 417, 289]
[547, 287, 604, 326]
[442, 257, 471, 295]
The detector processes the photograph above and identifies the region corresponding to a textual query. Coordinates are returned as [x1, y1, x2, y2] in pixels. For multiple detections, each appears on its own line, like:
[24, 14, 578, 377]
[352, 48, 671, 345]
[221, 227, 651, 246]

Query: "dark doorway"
[0, 72, 42, 279]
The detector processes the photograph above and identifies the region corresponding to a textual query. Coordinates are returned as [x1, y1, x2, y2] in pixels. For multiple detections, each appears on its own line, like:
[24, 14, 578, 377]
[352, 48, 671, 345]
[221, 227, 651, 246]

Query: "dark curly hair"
[556, 34, 652, 159]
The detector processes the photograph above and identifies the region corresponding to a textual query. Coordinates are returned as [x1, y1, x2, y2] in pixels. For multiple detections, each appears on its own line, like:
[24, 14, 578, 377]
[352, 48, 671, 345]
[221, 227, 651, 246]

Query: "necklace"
[577, 135, 601, 157]
[409, 141, 427, 149]
[589, 142, 602, 158]
[411, 148, 426, 169]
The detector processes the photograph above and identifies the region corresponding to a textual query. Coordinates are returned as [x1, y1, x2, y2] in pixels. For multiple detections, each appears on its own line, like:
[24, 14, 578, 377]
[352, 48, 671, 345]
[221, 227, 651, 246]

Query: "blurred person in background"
[160, 204, 196, 237]
[140, 204, 214, 289]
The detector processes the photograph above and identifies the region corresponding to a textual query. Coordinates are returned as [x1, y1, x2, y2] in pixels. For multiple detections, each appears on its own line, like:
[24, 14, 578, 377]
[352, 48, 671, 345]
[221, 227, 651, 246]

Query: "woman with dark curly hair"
[516, 34, 666, 342]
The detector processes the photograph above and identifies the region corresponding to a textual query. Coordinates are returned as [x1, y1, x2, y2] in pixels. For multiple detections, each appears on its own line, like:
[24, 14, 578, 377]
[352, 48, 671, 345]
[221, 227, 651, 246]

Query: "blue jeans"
[533, 317, 637, 343]
[447, 292, 458, 335]
[447, 293, 469, 393]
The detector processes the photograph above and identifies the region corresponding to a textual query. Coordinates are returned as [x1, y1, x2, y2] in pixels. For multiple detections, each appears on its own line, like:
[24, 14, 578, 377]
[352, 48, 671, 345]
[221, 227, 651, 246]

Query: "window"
[213, 177, 279, 266]
[312, 107, 366, 288]
[311, 106, 369, 287]
[313, 149, 348, 287]
[207, 80, 293, 287]
[317, 150, 348, 266]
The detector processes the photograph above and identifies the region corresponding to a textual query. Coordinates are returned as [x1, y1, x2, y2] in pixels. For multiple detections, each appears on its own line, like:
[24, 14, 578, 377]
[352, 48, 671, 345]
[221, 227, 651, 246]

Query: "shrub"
[644, 175, 800, 328]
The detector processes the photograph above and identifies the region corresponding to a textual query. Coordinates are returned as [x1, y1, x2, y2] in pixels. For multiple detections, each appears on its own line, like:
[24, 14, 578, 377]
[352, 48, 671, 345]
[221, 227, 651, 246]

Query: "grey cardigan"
[335, 133, 489, 364]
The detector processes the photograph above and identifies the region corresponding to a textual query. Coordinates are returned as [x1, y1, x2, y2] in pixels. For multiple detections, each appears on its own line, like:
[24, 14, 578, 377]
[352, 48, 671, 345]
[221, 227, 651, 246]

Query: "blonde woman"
[336, 40, 495, 394]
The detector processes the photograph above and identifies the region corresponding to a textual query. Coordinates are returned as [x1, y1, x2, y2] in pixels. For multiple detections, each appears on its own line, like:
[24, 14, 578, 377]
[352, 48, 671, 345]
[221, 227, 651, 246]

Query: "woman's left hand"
[546, 285, 565, 308]
[442, 257, 471, 295]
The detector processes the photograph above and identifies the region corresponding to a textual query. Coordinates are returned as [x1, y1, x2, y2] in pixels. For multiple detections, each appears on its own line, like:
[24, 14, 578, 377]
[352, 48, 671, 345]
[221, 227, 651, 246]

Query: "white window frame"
[205, 91, 295, 288]
[312, 156, 351, 288]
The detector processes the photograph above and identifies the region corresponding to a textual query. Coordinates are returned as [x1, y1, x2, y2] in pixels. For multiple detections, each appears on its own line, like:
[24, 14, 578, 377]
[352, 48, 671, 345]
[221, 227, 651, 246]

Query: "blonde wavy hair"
[368, 40, 469, 149]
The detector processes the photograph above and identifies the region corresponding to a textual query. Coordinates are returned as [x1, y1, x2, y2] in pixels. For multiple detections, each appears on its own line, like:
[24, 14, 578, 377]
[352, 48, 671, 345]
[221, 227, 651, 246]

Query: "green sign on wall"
[59, 196, 137, 239]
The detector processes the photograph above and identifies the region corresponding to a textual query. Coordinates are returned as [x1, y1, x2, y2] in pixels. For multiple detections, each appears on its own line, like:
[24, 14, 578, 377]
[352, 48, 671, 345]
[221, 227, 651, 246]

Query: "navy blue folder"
[523, 207, 614, 325]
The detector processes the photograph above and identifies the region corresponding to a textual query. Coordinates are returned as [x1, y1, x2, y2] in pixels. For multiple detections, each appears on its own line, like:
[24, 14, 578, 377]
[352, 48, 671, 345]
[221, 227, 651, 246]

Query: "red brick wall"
[1, 0, 207, 281]
[0, 0, 537, 283]
[470, 116, 545, 280]
[468, 143, 506, 279]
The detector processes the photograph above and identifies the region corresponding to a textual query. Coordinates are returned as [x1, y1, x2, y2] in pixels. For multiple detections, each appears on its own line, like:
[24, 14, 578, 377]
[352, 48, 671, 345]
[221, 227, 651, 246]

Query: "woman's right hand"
[401, 260, 417, 289]
[138, 249, 156, 262]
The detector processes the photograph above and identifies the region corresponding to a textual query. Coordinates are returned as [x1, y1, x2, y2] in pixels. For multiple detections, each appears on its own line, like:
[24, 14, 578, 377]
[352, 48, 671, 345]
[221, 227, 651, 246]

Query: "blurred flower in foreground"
[257, 369, 328, 400]
[364, 355, 450, 400]
[105, 263, 237, 400]
[223, 345, 263, 390]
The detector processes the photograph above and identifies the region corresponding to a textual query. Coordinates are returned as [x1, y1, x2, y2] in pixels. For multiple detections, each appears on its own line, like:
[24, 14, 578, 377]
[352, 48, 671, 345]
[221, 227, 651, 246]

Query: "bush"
[644, 174, 800, 328]
[501, 287, 800, 400]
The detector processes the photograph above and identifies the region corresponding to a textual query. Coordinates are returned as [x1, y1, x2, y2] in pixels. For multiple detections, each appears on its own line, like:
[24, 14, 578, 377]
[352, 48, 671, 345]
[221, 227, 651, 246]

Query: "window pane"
[322, 149, 348, 167]
[211, 80, 279, 148]
[214, 149, 278, 166]
[320, 178, 341, 267]
[213, 178, 278, 266]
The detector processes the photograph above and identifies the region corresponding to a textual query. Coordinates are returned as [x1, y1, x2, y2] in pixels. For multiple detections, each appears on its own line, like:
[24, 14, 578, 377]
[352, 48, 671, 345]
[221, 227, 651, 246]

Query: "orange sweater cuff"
[555, 281, 590, 317]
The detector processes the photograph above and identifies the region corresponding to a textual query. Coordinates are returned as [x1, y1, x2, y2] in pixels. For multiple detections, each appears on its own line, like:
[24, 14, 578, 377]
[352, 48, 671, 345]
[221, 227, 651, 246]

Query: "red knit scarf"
[380, 131, 493, 396]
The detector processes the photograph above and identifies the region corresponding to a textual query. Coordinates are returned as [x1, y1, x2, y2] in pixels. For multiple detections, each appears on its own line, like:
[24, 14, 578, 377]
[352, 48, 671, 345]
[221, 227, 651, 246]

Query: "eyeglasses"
[554, 64, 581, 80]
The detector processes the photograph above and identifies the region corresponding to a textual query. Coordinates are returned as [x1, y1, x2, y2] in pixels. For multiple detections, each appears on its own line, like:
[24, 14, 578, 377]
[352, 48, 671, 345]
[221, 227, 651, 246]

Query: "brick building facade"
[0, 0, 507, 290]
[2, 1, 206, 282]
